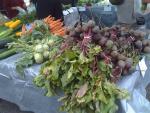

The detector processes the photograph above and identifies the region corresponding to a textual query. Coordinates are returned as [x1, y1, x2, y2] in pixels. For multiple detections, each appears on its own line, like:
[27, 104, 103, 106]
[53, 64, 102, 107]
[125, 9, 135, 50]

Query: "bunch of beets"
[63, 20, 150, 82]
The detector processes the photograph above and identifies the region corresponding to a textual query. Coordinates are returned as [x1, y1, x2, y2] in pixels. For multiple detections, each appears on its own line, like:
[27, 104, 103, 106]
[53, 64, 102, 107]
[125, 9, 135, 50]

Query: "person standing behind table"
[30, 0, 64, 20]
[0, 0, 27, 19]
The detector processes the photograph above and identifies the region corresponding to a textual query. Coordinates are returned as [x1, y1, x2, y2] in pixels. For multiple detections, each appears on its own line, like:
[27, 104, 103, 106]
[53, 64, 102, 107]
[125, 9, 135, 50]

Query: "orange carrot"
[55, 31, 65, 36]
[43, 15, 65, 36]
[51, 27, 63, 32]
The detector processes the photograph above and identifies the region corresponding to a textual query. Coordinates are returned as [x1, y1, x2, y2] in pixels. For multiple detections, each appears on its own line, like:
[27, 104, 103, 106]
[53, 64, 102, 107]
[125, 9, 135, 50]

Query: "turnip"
[34, 44, 43, 53]
[34, 53, 44, 64]
[43, 51, 50, 59]
[48, 40, 55, 46]
[35, 39, 41, 43]
[43, 44, 49, 51]
[41, 39, 45, 44]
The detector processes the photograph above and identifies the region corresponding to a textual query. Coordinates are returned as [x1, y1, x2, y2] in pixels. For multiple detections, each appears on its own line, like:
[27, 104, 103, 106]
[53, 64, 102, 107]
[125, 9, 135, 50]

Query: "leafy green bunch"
[34, 42, 129, 113]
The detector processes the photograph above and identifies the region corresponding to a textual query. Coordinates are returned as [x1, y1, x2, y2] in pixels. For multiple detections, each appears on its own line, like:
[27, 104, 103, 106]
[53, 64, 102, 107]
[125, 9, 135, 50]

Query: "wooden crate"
[142, 0, 150, 3]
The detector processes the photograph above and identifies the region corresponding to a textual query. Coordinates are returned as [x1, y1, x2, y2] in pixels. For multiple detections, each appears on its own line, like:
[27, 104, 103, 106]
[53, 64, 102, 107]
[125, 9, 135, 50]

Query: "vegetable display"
[0, 13, 150, 113]
[34, 20, 150, 113]
[65, 22, 149, 80]
[8, 19, 64, 74]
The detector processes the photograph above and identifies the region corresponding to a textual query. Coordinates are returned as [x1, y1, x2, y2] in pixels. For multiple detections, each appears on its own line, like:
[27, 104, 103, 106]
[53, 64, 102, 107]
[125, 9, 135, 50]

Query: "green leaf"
[60, 63, 74, 88]
[64, 50, 78, 60]
[45, 80, 54, 97]
[98, 61, 107, 72]
[34, 75, 45, 87]
[48, 62, 59, 81]
[77, 98, 86, 103]
[89, 45, 102, 55]
[67, 65, 74, 79]
[97, 83, 108, 104]
[89, 103, 94, 110]
[95, 101, 101, 113]
[16, 53, 34, 76]
[80, 64, 89, 77]
[100, 97, 117, 113]
[79, 52, 90, 64]
[61, 72, 74, 87]
[93, 46, 102, 54]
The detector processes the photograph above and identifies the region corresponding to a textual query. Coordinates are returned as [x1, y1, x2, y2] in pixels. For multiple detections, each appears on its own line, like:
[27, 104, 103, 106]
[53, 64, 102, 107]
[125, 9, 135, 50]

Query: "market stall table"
[0, 54, 150, 113]
[0, 54, 63, 113]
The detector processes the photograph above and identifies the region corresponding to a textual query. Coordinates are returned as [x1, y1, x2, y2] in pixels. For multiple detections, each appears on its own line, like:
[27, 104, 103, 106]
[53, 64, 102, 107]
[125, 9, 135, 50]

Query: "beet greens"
[34, 20, 150, 113]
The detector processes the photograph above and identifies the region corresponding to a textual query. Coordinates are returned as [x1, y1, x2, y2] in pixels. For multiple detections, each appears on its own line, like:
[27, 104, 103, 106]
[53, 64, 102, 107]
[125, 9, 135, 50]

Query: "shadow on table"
[0, 98, 34, 113]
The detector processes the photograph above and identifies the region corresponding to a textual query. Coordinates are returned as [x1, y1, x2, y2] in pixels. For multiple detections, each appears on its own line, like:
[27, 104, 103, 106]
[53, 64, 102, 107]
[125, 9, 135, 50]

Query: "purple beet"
[118, 60, 126, 69]
[99, 37, 107, 46]
[135, 40, 142, 49]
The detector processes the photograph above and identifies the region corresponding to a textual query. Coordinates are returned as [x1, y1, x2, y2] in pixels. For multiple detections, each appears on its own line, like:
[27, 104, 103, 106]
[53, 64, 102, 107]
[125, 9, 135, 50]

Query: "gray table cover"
[0, 54, 63, 113]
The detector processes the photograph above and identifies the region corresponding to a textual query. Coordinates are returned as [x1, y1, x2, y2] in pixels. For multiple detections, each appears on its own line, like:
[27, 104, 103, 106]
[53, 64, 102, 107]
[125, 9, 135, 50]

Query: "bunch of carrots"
[44, 16, 66, 37]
